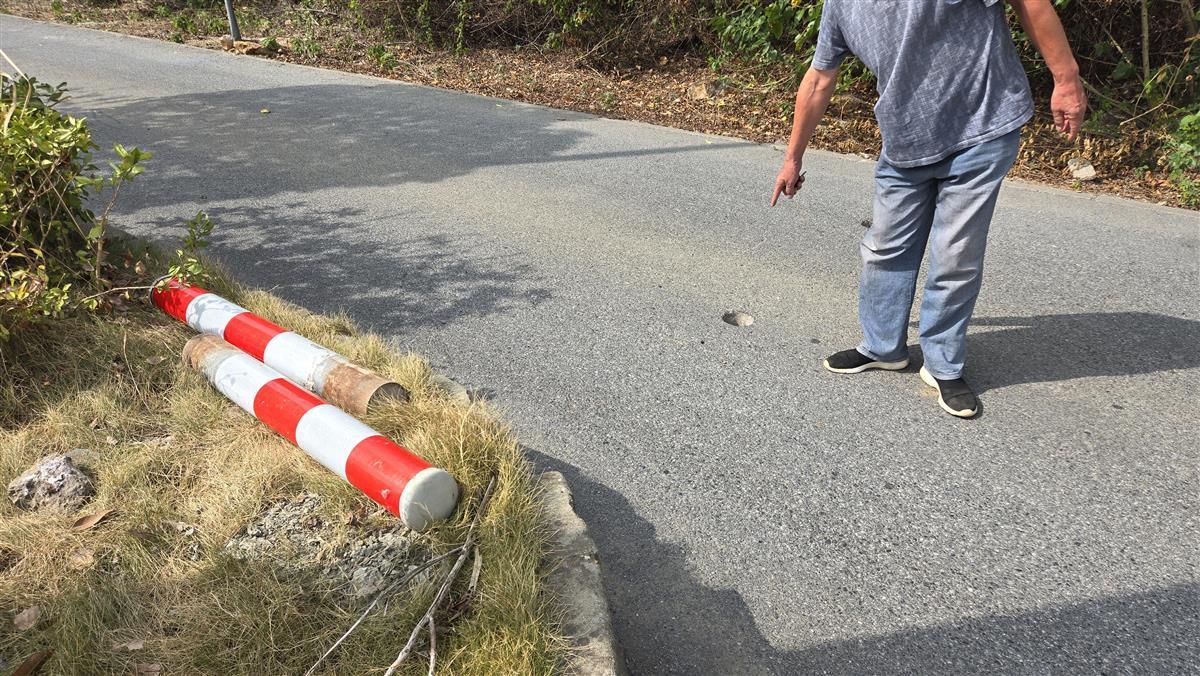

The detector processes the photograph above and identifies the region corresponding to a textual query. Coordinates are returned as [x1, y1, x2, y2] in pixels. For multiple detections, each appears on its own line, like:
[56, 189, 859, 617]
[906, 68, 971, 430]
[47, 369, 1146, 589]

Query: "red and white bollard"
[183, 335, 458, 531]
[152, 280, 407, 415]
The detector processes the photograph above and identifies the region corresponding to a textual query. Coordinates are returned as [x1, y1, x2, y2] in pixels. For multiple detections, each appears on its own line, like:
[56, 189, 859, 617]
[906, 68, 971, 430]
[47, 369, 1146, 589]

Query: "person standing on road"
[771, 0, 1086, 418]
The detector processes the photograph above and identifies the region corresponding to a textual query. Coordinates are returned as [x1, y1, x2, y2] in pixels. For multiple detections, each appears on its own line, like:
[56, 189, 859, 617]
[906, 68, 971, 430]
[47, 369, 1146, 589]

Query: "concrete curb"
[539, 471, 626, 676]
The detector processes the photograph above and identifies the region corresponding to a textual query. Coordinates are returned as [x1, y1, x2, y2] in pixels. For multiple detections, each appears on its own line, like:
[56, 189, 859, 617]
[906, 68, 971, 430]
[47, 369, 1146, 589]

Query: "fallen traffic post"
[153, 280, 407, 415]
[183, 334, 459, 531]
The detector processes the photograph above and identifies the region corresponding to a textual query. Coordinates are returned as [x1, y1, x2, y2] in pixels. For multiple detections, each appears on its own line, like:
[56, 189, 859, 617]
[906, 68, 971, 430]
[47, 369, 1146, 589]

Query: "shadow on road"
[525, 448, 785, 675]
[966, 312, 1200, 393]
[79, 83, 742, 207]
[142, 202, 554, 331]
[526, 449, 1199, 675]
[785, 582, 1199, 675]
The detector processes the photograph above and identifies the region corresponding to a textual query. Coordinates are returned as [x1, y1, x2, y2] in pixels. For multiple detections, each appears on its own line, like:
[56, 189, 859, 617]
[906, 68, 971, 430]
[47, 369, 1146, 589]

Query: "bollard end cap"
[399, 467, 460, 532]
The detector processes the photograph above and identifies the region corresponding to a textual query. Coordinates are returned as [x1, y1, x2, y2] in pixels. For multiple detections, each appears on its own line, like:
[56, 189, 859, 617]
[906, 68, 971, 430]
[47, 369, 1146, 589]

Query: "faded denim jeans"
[857, 128, 1021, 379]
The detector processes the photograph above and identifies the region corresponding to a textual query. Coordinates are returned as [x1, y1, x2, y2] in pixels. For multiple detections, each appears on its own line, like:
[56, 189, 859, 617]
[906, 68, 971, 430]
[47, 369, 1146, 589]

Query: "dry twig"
[383, 475, 498, 676]
[303, 545, 466, 676]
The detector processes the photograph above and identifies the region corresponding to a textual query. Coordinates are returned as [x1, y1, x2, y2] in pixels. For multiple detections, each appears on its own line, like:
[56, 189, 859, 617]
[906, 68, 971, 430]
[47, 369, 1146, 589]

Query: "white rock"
[7, 454, 94, 512]
[350, 566, 385, 598]
[1068, 157, 1098, 181]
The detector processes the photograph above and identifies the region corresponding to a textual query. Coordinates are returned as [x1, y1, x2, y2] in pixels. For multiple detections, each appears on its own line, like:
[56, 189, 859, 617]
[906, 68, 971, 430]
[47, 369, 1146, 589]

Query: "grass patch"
[0, 263, 561, 674]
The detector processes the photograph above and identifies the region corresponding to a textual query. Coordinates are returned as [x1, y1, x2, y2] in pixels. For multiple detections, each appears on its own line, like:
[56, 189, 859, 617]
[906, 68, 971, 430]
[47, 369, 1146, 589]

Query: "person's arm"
[771, 66, 839, 206]
[1007, 0, 1087, 140]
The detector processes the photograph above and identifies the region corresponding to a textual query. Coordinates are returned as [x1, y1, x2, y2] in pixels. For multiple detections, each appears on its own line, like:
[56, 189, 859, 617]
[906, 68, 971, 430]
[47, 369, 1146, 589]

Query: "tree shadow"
[966, 312, 1200, 393]
[526, 449, 1200, 675]
[78, 83, 743, 208]
[787, 582, 1199, 675]
[140, 202, 554, 330]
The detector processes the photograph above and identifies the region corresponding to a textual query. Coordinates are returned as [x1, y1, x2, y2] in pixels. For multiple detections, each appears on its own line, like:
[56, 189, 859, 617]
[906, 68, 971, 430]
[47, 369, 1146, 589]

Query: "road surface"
[5, 16, 1198, 674]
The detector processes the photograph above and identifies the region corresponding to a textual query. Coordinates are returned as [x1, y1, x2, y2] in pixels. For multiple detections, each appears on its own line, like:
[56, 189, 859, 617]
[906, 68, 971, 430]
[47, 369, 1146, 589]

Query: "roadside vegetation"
[4, 0, 1198, 207]
[1, 72, 559, 673]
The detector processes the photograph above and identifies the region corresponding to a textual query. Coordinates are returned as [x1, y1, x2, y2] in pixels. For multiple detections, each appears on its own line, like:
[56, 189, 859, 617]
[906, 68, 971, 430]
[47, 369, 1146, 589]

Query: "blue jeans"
[857, 129, 1021, 379]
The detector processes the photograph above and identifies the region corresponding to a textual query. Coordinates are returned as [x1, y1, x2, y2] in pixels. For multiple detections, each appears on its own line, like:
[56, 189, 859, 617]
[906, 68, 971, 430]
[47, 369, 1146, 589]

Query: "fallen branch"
[384, 475, 498, 676]
[303, 545, 466, 676]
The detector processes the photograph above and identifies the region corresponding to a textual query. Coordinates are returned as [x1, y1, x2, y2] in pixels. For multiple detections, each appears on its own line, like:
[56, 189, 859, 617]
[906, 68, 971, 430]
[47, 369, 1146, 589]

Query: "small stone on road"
[722, 310, 754, 327]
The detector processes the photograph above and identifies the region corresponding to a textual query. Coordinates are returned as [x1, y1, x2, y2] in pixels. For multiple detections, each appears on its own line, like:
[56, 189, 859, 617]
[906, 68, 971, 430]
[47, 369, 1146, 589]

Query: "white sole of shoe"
[919, 366, 978, 418]
[823, 356, 909, 374]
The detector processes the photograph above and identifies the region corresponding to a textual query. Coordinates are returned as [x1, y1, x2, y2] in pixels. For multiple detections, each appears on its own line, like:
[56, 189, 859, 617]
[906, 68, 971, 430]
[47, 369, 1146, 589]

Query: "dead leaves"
[113, 638, 146, 651]
[220, 36, 278, 56]
[12, 650, 52, 676]
[72, 508, 116, 532]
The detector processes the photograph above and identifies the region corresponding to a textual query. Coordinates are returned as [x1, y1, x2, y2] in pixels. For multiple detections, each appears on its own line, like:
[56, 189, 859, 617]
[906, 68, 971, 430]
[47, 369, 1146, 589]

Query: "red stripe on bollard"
[224, 312, 286, 361]
[151, 283, 206, 322]
[154, 279, 409, 414]
[253, 378, 325, 444]
[183, 335, 458, 531]
[345, 435, 433, 515]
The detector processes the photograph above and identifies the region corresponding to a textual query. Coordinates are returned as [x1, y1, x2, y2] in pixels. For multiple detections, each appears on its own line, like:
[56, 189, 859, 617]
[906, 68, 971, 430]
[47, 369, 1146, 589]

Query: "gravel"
[225, 493, 419, 598]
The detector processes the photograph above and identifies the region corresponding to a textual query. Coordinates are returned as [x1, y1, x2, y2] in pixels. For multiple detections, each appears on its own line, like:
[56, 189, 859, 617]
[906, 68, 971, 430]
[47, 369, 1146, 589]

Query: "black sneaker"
[822, 348, 909, 374]
[919, 366, 979, 418]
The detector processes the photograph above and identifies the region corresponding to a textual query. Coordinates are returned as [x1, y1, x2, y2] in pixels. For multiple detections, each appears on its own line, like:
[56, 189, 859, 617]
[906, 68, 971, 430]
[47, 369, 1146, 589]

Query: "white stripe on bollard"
[183, 335, 458, 531]
[154, 280, 408, 414]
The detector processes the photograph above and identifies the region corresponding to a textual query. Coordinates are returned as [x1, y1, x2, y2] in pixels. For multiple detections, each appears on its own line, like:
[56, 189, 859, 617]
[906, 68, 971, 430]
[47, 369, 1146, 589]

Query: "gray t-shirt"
[812, 0, 1033, 168]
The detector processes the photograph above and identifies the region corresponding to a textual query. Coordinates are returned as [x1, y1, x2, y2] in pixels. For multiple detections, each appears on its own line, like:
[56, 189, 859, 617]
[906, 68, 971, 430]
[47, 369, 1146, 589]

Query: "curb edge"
[538, 471, 627, 676]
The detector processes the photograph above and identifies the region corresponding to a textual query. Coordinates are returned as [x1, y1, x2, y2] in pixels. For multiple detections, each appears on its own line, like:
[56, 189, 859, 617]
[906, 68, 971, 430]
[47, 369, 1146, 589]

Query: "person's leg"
[856, 158, 938, 364]
[918, 129, 1021, 380]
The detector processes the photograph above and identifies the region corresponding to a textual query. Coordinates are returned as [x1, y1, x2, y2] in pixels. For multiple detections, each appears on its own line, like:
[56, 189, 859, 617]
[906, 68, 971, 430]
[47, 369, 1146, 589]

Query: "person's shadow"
[941, 312, 1200, 393]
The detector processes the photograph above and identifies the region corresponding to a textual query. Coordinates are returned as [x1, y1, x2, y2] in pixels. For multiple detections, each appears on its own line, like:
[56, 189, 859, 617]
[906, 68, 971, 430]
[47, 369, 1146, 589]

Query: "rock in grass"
[1068, 157, 1098, 181]
[722, 310, 754, 327]
[7, 454, 94, 512]
[430, 374, 471, 404]
[350, 566, 385, 598]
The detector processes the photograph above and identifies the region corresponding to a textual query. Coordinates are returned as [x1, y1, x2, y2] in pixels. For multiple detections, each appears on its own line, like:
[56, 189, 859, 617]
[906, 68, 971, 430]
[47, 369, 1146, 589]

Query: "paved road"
[6, 17, 1199, 674]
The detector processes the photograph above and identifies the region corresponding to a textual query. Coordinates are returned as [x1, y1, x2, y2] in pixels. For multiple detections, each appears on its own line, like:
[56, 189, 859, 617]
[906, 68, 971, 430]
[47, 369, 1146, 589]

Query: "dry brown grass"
[0, 263, 561, 674]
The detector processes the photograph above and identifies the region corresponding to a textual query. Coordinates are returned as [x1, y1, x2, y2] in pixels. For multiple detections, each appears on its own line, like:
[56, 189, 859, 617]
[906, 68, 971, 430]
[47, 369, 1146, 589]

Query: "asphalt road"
[5, 16, 1199, 674]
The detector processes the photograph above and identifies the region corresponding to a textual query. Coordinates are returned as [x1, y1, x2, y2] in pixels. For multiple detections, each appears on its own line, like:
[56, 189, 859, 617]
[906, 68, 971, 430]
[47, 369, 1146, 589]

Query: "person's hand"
[771, 158, 805, 206]
[1051, 76, 1088, 141]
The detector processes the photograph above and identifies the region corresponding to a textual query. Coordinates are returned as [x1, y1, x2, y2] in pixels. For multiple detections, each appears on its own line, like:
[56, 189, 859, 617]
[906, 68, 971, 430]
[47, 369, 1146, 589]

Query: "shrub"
[366, 43, 398, 71]
[711, 0, 823, 73]
[1166, 110, 1200, 207]
[0, 74, 209, 339]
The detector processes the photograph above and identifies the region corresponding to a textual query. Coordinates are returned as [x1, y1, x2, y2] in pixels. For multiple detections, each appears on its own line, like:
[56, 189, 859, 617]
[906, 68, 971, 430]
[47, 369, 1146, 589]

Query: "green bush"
[366, 43, 398, 71]
[1167, 110, 1200, 174]
[0, 74, 209, 339]
[711, 0, 822, 73]
[1166, 110, 1200, 207]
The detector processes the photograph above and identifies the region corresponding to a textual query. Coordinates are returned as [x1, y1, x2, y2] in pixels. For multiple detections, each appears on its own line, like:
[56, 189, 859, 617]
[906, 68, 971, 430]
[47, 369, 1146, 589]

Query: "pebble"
[350, 566, 385, 598]
[722, 310, 754, 327]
